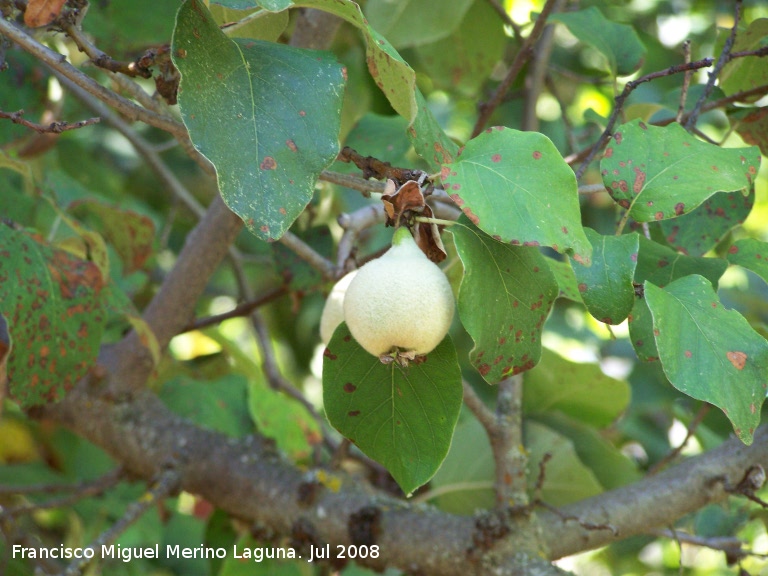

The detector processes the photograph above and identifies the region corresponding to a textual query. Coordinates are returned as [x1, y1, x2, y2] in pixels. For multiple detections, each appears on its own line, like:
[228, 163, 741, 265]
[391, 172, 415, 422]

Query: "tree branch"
[0, 17, 187, 138]
[472, 0, 560, 137]
[542, 426, 768, 559]
[0, 108, 100, 133]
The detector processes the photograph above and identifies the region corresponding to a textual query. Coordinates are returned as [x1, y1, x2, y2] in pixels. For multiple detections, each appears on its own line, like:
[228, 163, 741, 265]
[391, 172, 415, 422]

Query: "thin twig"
[463, 380, 497, 433]
[279, 230, 336, 279]
[51, 71, 209, 219]
[180, 286, 289, 333]
[649, 404, 711, 475]
[319, 169, 388, 195]
[652, 528, 750, 561]
[0, 108, 100, 133]
[336, 146, 426, 184]
[61, 19, 152, 78]
[483, 0, 523, 41]
[472, 0, 560, 137]
[685, 0, 742, 130]
[574, 58, 715, 180]
[521, 0, 564, 132]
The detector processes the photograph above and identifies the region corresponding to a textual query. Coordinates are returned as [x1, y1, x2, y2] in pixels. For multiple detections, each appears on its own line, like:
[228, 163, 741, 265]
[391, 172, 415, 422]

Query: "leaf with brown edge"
[451, 217, 559, 384]
[0, 226, 107, 407]
[24, 0, 67, 27]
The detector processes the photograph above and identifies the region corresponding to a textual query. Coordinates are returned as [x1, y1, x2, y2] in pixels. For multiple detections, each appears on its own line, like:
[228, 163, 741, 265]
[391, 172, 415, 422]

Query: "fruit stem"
[414, 216, 457, 227]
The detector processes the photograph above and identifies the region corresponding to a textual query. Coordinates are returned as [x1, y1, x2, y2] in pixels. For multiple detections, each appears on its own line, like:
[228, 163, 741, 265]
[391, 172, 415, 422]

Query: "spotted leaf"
[726, 238, 768, 285]
[451, 218, 559, 383]
[571, 229, 638, 325]
[173, 0, 345, 241]
[0, 226, 107, 407]
[442, 127, 592, 264]
[323, 323, 462, 495]
[601, 119, 760, 222]
[629, 236, 727, 361]
[646, 275, 768, 445]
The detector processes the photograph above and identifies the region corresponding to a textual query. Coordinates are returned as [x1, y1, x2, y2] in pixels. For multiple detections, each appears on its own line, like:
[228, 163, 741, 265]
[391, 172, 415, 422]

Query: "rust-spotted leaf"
[0, 226, 107, 407]
[646, 275, 768, 445]
[451, 218, 559, 383]
[726, 238, 768, 285]
[442, 127, 592, 264]
[68, 200, 155, 274]
[173, 0, 345, 241]
[323, 323, 462, 495]
[601, 119, 760, 222]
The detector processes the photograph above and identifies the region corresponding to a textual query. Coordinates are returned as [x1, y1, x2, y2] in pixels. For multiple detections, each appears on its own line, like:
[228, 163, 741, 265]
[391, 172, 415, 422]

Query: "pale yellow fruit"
[320, 270, 358, 345]
[343, 227, 454, 357]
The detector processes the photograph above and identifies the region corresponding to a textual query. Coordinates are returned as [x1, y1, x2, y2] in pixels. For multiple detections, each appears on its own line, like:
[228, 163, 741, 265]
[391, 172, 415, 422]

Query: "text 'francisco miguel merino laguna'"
[13, 543, 381, 563]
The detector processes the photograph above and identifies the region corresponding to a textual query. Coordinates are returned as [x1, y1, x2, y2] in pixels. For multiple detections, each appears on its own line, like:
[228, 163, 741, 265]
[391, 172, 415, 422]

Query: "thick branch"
[105, 196, 243, 394]
[40, 381, 768, 574]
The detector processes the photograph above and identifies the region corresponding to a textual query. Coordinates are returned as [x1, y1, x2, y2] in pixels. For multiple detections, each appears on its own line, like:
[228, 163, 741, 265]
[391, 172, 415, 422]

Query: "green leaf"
[442, 127, 592, 263]
[535, 413, 641, 490]
[172, 0, 345, 241]
[215, 0, 421, 122]
[451, 220, 559, 383]
[364, 0, 474, 49]
[68, 200, 156, 274]
[248, 372, 321, 462]
[571, 230, 639, 325]
[0, 227, 106, 407]
[658, 189, 754, 257]
[415, 0, 506, 97]
[525, 422, 603, 506]
[629, 236, 728, 361]
[209, 5, 289, 41]
[428, 409, 494, 514]
[726, 238, 768, 284]
[545, 258, 583, 303]
[600, 119, 760, 222]
[323, 323, 462, 495]
[408, 89, 459, 169]
[732, 107, 768, 157]
[550, 6, 646, 76]
[523, 348, 631, 428]
[718, 19, 768, 100]
[645, 275, 768, 445]
[160, 374, 253, 438]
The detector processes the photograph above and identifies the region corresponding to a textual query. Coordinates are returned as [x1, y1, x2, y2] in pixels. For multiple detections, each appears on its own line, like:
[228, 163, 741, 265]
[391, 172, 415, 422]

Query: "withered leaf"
[24, 0, 67, 27]
[381, 179, 426, 227]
